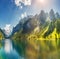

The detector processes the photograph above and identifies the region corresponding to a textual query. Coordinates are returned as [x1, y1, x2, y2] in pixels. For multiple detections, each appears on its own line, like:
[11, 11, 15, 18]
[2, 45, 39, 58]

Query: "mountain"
[12, 15, 33, 35]
[0, 28, 5, 40]
[42, 19, 60, 39]
[12, 22, 23, 34]
[22, 17, 40, 33]
[11, 9, 60, 41]
[55, 12, 60, 19]
[49, 9, 56, 21]
[10, 9, 60, 35]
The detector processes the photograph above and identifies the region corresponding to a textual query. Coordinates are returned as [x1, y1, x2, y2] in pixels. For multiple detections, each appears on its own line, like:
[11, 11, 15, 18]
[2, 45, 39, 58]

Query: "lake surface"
[0, 39, 24, 59]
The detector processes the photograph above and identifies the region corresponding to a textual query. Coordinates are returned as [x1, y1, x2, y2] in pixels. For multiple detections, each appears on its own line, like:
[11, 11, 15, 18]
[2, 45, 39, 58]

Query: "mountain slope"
[0, 29, 5, 40]
[43, 19, 60, 39]
[0, 28, 5, 48]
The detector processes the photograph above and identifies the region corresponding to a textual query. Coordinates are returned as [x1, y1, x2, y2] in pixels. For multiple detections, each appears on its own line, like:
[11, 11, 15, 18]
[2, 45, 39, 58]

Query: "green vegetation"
[0, 30, 5, 48]
[0, 32, 4, 40]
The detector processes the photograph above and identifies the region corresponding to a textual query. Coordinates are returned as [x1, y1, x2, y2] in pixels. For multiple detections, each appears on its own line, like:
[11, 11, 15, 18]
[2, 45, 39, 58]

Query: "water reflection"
[0, 39, 24, 59]
[4, 39, 12, 53]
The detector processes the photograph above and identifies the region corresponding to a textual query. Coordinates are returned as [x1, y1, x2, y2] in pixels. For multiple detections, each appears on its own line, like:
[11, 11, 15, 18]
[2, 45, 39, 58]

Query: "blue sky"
[0, 0, 60, 29]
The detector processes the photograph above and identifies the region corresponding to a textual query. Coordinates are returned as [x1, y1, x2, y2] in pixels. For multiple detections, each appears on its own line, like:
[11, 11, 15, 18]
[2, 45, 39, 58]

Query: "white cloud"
[21, 12, 27, 19]
[24, 0, 32, 6]
[15, 0, 21, 6]
[14, 0, 32, 7]
[4, 24, 11, 35]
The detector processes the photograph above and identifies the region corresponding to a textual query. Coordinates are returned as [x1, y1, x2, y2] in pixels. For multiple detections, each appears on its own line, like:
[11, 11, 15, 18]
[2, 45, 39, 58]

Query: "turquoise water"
[0, 39, 24, 59]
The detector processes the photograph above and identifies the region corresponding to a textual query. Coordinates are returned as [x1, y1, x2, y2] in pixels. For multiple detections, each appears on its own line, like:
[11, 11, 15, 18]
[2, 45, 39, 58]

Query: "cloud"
[14, 0, 32, 7]
[24, 0, 32, 6]
[15, 0, 21, 6]
[21, 12, 27, 19]
[4, 24, 11, 35]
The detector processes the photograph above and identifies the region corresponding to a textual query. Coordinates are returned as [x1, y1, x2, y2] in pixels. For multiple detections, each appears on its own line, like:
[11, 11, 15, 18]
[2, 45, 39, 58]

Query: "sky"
[0, 0, 60, 29]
